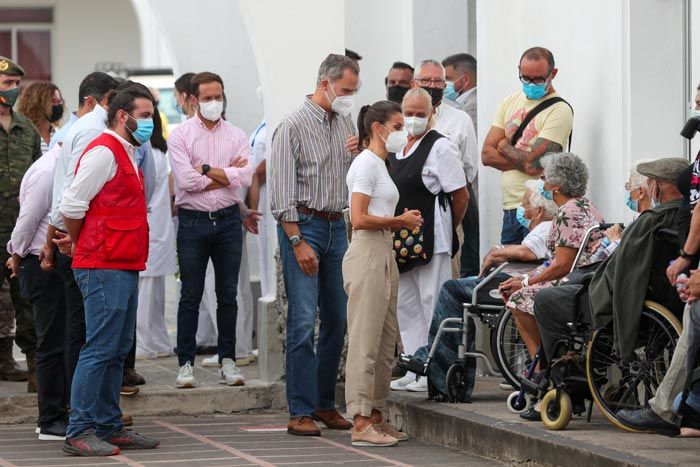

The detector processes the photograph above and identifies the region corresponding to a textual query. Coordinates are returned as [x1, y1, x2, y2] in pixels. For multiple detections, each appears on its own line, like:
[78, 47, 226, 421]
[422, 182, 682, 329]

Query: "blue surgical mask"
[692, 109, 700, 119]
[523, 82, 547, 100]
[127, 115, 154, 145]
[537, 180, 554, 201]
[516, 206, 531, 229]
[443, 81, 459, 102]
[625, 191, 639, 212]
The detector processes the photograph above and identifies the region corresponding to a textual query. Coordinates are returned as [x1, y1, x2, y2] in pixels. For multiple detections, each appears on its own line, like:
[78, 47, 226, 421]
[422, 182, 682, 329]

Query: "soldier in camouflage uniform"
[0, 56, 40, 387]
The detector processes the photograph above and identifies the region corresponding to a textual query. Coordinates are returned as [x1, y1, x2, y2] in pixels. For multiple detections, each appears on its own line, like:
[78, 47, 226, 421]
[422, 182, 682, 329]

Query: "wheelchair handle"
[598, 222, 624, 230]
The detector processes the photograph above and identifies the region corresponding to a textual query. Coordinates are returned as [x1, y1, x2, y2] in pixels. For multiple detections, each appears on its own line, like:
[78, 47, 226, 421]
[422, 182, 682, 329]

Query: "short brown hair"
[520, 47, 555, 70]
[190, 72, 224, 97]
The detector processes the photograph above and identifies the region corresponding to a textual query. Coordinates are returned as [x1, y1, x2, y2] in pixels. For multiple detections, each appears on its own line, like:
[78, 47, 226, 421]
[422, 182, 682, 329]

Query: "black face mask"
[386, 85, 410, 104]
[48, 104, 64, 123]
[421, 86, 443, 107]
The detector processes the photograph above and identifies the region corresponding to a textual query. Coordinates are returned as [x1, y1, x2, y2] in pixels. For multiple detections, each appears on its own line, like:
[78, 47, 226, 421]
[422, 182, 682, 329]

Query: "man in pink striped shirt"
[168, 72, 253, 389]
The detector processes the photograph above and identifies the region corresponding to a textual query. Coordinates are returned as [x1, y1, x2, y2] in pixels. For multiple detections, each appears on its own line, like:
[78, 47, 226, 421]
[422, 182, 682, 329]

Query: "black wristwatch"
[680, 248, 698, 260]
[289, 234, 303, 247]
[202, 164, 211, 175]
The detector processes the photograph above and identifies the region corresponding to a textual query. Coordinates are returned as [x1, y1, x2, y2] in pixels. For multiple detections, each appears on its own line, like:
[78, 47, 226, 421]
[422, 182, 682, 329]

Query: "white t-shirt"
[434, 103, 478, 183]
[346, 149, 400, 220]
[522, 220, 553, 260]
[396, 135, 467, 255]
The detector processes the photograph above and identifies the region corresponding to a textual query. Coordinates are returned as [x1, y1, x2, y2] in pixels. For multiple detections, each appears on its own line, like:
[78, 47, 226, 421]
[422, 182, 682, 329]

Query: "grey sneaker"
[219, 358, 244, 386]
[105, 428, 159, 450]
[176, 361, 195, 388]
[62, 429, 120, 456]
[38, 420, 67, 440]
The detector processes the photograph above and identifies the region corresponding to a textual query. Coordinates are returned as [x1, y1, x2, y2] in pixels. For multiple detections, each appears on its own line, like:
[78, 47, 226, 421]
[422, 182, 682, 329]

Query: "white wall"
[0, 0, 142, 110]
[477, 0, 686, 250]
[143, 0, 262, 135]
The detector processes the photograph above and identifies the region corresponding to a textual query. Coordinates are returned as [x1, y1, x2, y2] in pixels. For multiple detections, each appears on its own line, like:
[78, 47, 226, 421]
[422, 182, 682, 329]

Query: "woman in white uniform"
[388, 88, 469, 392]
[136, 110, 177, 359]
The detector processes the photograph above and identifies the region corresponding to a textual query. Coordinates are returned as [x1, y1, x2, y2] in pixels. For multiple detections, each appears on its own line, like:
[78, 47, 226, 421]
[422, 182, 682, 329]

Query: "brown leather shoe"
[312, 409, 353, 430]
[287, 416, 321, 436]
[123, 368, 145, 386]
[122, 413, 134, 426]
[120, 385, 139, 396]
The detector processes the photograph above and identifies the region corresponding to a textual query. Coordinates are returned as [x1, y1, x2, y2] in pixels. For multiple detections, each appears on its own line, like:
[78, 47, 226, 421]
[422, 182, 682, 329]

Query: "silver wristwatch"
[289, 235, 303, 247]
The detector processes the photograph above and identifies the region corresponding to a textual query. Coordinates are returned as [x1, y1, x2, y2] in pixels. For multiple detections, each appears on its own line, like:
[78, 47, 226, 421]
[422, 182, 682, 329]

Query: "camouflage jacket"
[0, 110, 41, 246]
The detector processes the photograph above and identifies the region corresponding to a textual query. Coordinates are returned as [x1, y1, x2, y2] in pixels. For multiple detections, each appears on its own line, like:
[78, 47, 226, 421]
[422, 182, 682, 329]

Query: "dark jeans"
[68, 269, 138, 438]
[533, 271, 592, 360]
[501, 209, 530, 245]
[55, 251, 86, 394]
[176, 206, 243, 366]
[278, 212, 348, 417]
[19, 254, 68, 428]
[460, 184, 480, 278]
[0, 249, 36, 353]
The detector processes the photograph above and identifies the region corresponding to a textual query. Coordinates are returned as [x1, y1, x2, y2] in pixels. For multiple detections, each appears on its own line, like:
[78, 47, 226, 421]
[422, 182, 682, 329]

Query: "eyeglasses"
[519, 70, 552, 85]
[415, 78, 446, 89]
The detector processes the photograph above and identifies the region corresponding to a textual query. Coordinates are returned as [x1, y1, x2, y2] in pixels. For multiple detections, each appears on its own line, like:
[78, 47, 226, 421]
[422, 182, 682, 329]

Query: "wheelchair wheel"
[586, 301, 681, 432]
[540, 389, 572, 430]
[506, 391, 528, 414]
[445, 364, 468, 403]
[494, 308, 530, 390]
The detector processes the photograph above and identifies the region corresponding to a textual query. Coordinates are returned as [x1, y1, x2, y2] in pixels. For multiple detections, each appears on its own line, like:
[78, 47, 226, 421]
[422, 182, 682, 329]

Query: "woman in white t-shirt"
[343, 101, 422, 447]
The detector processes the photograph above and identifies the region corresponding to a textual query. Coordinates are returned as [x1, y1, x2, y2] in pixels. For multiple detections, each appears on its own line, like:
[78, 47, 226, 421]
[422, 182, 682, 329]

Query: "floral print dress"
[505, 197, 604, 315]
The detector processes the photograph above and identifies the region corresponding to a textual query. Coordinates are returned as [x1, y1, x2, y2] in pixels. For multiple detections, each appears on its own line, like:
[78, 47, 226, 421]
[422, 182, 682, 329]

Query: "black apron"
[389, 130, 455, 273]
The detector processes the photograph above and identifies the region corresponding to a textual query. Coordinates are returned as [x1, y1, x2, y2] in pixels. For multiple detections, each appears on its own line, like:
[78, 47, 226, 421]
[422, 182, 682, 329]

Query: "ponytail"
[357, 104, 372, 150]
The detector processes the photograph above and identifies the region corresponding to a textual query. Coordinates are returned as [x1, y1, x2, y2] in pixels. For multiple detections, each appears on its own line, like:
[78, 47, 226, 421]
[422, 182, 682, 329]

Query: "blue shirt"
[48, 112, 79, 150]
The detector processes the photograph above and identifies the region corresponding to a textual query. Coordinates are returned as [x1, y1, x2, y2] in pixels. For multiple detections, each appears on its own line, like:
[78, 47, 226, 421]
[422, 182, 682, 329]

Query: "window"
[0, 8, 53, 82]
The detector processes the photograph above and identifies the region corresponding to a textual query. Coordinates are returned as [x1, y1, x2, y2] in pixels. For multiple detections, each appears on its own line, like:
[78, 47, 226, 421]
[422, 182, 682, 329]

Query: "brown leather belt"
[298, 206, 343, 222]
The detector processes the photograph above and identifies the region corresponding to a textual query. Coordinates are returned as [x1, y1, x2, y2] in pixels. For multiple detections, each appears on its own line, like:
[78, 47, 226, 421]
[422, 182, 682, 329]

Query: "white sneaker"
[405, 376, 428, 392]
[176, 361, 196, 388]
[390, 374, 415, 391]
[202, 355, 219, 367]
[219, 358, 245, 386]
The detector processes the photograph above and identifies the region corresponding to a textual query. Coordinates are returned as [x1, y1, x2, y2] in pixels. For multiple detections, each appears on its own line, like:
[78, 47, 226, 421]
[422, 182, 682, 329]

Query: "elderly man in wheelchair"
[395, 178, 559, 401]
[523, 158, 688, 429]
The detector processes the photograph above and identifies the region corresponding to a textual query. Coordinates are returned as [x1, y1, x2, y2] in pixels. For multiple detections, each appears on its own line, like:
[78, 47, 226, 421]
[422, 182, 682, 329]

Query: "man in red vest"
[58, 84, 159, 456]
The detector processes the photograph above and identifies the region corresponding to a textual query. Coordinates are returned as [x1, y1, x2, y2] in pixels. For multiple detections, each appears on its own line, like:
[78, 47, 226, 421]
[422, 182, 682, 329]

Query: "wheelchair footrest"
[397, 354, 428, 376]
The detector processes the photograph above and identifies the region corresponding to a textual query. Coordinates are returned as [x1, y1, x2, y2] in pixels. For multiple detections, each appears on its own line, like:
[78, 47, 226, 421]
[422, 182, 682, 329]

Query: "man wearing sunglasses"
[482, 47, 573, 245]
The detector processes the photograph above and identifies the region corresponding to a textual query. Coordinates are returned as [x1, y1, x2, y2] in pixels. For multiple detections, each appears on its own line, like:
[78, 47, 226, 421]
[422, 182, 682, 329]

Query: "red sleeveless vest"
[71, 132, 149, 271]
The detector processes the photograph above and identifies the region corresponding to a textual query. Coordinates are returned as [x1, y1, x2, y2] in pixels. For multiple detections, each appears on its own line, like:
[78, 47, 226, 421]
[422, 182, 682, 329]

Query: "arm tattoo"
[501, 137, 562, 173]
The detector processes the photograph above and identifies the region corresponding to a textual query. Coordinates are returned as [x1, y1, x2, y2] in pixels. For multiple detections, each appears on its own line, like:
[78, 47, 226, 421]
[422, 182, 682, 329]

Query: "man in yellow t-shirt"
[482, 46, 573, 244]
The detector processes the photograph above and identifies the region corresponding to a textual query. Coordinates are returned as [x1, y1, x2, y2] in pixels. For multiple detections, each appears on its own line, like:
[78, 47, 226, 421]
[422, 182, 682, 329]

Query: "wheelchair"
[509, 225, 684, 431]
[398, 259, 540, 402]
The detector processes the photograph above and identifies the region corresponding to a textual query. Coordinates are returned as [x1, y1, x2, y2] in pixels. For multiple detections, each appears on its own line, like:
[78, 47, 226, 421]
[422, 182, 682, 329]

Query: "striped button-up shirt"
[169, 114, 253, 212]
[270, 97, 355, 222]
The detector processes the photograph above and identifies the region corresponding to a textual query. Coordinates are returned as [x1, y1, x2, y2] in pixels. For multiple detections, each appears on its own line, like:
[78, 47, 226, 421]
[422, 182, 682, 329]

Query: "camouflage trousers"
[0, 250, 36, 354]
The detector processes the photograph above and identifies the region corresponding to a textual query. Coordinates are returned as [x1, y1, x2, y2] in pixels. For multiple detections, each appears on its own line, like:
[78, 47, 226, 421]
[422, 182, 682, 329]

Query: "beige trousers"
[343, 229, 399, 417]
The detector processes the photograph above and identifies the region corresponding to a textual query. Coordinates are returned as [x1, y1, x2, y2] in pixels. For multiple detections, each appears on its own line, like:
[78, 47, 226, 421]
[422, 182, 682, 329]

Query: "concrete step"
[337, 378, 693, 466]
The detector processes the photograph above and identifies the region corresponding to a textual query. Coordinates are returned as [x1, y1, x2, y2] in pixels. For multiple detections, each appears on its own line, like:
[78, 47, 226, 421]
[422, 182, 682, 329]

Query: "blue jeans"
[67, 269, 138, 438]
[501, 209, 530, 245]
[176, 207, 243, 366]
[278, 212, 348, 417]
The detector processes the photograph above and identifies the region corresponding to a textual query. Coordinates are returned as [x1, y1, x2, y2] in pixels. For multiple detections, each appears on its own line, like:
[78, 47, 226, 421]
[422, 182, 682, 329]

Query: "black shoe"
[38, 420, 67, 441]
[123, 368, 145, 386]
[63, 429, 120, 456]
[617, 407, 680, 436]
[104, 428, 159, 450]
[519, 406, 541, 421]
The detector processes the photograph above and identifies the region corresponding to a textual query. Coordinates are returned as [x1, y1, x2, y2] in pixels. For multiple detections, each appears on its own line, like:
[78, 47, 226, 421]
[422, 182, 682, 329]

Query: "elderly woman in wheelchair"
[520, 158, 688, 430]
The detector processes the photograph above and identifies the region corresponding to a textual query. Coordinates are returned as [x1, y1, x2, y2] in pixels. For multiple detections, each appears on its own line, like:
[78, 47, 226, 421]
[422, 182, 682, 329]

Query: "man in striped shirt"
[270, 53, 358, 436]
[168, 72, 254, 389]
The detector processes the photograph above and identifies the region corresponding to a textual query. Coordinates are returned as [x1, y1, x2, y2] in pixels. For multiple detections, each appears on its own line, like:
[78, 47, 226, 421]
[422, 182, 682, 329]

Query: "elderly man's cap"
[0, 56, 24, 76]
[637, 157, 689, 183]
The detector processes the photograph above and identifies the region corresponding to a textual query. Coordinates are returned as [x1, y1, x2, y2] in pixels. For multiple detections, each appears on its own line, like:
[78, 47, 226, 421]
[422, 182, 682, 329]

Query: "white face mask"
[199, 99, 224, 121]
[692, 108, 700, 119]
[326, 85, 354, 116]
[381, 126, 409, 153]
[404, 116, 429, 136]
